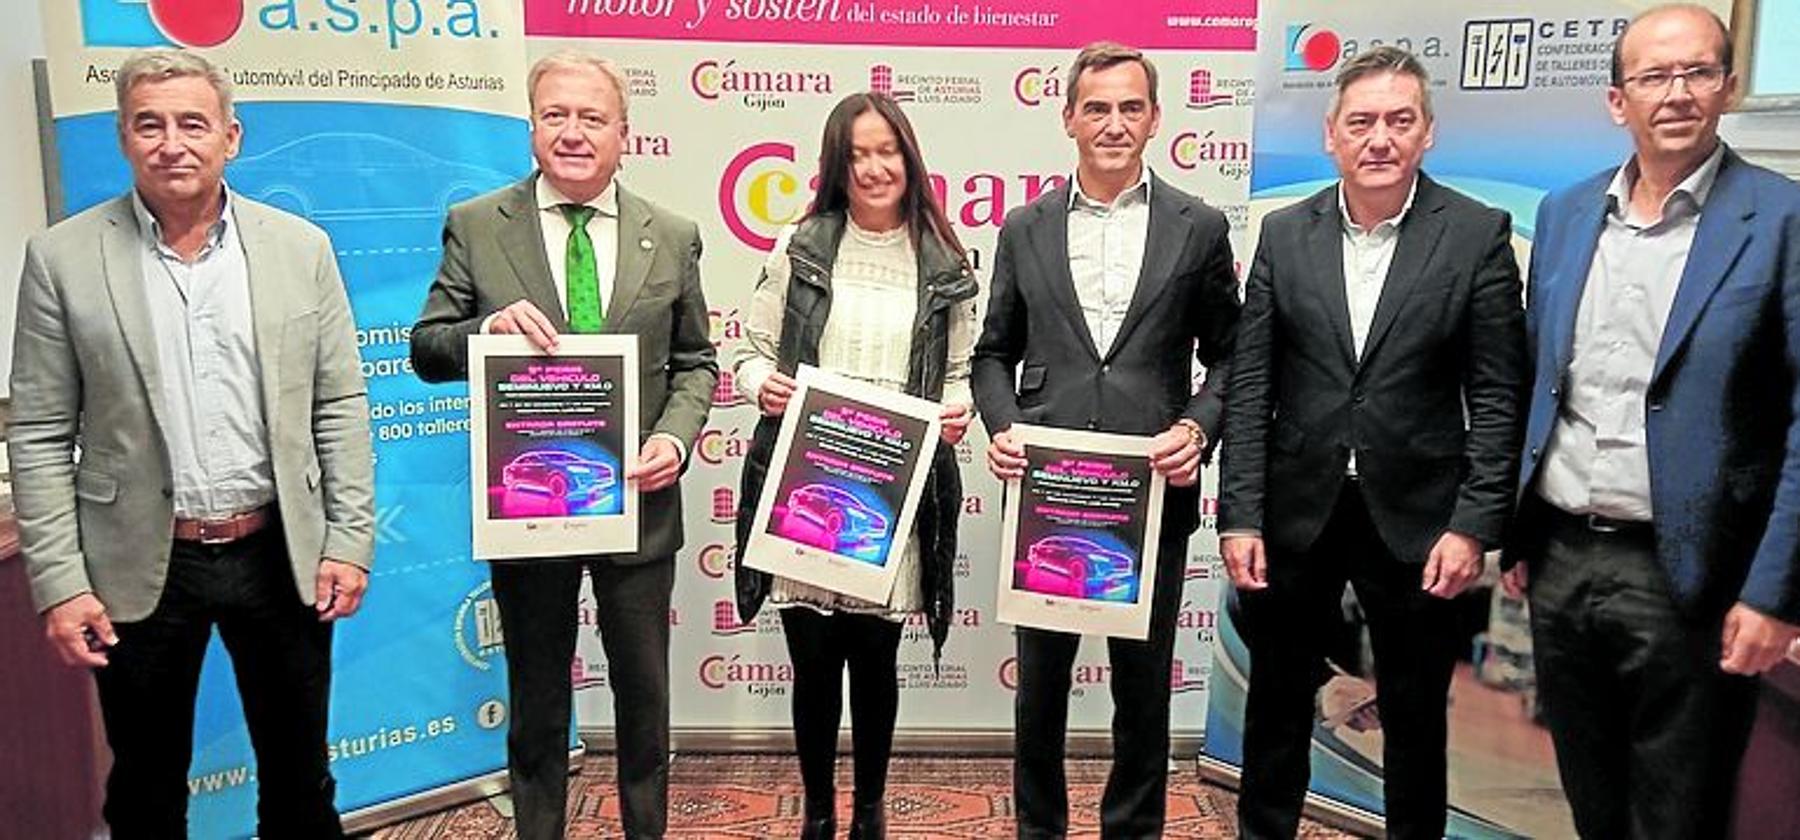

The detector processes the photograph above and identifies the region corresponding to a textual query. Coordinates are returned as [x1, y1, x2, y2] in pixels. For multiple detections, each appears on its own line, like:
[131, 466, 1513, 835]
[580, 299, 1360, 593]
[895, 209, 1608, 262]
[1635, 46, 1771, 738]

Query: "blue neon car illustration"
[1019, 536, 1137, 602]
[502, 451, 616, 501]
[786, 483, 889, 542]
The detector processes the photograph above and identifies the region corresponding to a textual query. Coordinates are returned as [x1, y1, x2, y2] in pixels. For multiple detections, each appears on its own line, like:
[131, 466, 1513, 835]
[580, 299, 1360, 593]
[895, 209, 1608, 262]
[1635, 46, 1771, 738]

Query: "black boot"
[847, 804, 885, 840]
[800, 815, 836, 840]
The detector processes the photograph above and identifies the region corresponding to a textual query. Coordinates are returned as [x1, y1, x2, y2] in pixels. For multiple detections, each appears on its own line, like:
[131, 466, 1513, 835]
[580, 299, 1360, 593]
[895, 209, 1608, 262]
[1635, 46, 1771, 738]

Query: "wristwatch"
[1175, 418, 1206, 450]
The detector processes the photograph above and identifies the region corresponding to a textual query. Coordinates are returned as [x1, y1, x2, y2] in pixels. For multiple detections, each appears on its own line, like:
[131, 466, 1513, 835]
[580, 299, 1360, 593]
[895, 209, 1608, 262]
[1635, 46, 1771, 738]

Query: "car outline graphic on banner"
[230, 133, 509, 224]
[1019, 535, 1138, 602]
[502, 450, 617, 502]
[785, 483, 889, 543]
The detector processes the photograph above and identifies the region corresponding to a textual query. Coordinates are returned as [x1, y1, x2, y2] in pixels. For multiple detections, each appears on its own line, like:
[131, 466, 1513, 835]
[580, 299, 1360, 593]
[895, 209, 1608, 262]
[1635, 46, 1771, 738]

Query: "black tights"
[779, 607, 905, 820]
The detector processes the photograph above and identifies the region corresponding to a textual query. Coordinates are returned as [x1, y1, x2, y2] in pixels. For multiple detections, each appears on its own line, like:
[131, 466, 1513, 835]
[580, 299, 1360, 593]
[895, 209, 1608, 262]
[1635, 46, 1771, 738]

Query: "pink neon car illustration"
[502, 451, 616, 500]
[1020, 536, 1138, 602]
[786, 483, 889, 542]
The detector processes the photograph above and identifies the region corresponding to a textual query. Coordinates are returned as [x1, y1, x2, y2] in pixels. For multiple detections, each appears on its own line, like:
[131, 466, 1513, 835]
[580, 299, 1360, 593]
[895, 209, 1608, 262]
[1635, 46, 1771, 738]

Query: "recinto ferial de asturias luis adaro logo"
[82, 0, 503, 51]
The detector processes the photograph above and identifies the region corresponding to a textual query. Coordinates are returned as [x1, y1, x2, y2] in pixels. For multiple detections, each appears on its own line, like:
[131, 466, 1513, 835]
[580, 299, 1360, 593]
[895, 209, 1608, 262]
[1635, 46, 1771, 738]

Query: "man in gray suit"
[9, 49, 374, 839]
[410, 50, 716, 840]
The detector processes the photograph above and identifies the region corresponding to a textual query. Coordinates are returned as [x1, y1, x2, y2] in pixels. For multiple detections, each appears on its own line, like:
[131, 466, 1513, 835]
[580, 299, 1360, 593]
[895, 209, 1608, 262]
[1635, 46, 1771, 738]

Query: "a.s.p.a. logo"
[81, 0, 242, 48]
[1284, 23, 1342, 73]
[83, 0, 505, 52]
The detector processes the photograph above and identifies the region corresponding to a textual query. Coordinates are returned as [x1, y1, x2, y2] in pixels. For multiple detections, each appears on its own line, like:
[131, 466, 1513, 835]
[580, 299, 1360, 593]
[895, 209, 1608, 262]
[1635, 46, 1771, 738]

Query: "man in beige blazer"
[8, 50, 373, 839]
[410, 50, 716, 840]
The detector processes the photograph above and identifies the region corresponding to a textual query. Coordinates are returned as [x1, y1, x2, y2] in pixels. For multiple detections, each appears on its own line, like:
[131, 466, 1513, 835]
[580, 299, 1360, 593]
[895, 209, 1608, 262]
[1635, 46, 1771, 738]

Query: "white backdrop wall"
[528, 31, 1256, 738]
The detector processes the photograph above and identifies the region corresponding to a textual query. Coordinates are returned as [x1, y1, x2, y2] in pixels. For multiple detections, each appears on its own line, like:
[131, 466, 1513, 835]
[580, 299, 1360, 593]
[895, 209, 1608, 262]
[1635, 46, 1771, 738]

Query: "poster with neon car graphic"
[468, 335, 639, 560]
[742, 365, 943, 604]
[996, 424, 1166, 639]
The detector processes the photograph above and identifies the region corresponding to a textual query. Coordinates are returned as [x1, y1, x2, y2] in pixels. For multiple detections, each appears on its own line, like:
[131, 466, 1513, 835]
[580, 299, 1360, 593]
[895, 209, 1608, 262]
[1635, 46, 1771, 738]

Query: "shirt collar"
[1337, 175, 1418, 236]
[1606, 142, 1725, 224]
[1069, 165, 1152, 212]
[538, 175, 618, 217]
[131, 185, 234, 253]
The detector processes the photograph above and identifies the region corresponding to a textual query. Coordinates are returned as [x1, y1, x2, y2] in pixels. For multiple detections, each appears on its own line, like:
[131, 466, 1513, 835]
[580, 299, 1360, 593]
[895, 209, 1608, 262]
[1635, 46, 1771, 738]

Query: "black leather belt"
[1545, 505, 1653, 539]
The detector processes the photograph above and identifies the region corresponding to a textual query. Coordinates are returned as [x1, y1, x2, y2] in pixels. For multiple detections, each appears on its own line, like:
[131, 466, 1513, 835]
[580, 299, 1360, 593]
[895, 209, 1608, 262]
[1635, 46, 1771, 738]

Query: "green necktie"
[561, 203, 603, 333]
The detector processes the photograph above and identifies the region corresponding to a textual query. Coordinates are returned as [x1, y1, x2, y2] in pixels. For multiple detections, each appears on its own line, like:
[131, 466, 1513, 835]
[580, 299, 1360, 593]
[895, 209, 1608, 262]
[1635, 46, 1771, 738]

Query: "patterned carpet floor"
[370, 753, 1359, 838]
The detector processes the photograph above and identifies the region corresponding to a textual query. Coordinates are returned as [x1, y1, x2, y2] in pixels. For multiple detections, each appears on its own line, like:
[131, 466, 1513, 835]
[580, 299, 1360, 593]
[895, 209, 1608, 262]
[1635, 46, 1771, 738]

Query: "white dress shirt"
[1538, 144, 1725, 521]
[505, 176, 685, 463]
[537, 175, 619, 319]
[1339, 177, 1417, 475]
[133, 188, 275, 518]
[734, 220, 978, 617]
[1067, 166, 1152, 354]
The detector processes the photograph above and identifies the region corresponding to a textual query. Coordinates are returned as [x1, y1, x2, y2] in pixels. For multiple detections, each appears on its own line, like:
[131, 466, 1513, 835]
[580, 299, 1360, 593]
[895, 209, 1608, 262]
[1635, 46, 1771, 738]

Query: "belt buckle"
[196, 518, 235, 544]
[1584, 514, 1622, 534]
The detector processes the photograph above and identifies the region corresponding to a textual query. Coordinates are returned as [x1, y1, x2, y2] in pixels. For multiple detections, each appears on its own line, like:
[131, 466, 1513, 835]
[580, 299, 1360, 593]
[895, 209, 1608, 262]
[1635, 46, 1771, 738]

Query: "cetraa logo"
[1169, 130, 1251, 180]
[1185, 69, 1238, 109]
[696, 542, 735, 579]
[1013, 65, 1063, 107]
[82, 0, 242, 47]
[698, 653, 792, 697]
[453, 580, 504, 670]
[1285, 23, 1342, 72]
[720, 141, 1066, 250]
[697, 427, 750, 466]
[1461, 19, 1533, 90]
[690, 59, 833, 111]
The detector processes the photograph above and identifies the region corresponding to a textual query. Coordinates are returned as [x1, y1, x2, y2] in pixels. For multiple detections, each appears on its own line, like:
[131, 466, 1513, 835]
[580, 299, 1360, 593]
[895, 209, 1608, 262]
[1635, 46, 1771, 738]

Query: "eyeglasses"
[1620, 64, 1729, 99]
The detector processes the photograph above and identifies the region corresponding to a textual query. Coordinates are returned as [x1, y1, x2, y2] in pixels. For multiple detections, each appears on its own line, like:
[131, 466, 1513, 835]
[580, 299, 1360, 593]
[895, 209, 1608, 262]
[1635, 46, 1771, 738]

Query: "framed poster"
[996, 424, 1166, 639]
[741, 365, 943, 604]
[467, 334, 639, 560]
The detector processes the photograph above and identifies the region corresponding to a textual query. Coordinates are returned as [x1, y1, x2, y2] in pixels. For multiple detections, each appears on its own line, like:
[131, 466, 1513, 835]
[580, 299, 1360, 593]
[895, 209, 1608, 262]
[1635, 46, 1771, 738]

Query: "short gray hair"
[1328, 45, 1433, 120]
[114, 48, 234, 126]
[527, 50, 629, 119]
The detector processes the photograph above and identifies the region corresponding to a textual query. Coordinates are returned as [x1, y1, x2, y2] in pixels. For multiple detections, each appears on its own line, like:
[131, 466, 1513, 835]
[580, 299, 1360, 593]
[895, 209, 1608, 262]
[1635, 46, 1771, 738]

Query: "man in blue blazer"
[1505, 5, 1800, 837]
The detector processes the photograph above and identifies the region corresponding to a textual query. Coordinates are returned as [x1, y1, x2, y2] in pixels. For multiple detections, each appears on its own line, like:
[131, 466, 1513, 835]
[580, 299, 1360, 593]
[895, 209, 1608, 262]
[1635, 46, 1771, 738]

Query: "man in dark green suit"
[410, 50, 717, 840]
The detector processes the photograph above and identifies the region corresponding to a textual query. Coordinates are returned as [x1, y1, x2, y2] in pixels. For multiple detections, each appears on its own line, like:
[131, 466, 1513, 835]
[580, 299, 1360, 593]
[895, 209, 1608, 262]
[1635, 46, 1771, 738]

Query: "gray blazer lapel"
[608, 186, 654, 324]
[235, 200, 289, 444]
[1106, 178, 1191, 360]
[497, 176, 568, 332]
[99, 198, 169, 438]
[1306, 189, 1357, 369]
[1358, 177, 1447, 367]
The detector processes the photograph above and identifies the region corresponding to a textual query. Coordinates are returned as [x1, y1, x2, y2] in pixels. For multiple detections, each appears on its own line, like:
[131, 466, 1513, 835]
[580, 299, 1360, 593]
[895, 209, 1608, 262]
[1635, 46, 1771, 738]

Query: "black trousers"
[93, 528, 342, 840]
[1013, 528, 1187, 839]
[1236, 482, 1460, 840]
[1526, 509, 1758, 839]
[490, 556, 673, 840]
[779, 607, 905, 821]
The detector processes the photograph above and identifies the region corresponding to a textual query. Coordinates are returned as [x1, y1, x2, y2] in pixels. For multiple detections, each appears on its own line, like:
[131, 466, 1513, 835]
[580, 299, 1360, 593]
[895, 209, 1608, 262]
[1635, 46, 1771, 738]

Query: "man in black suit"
[1217, 46, 1527, 840]
[973, 41, 1241, 838]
